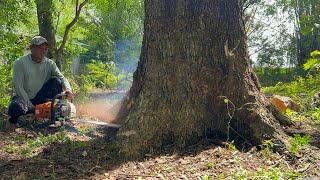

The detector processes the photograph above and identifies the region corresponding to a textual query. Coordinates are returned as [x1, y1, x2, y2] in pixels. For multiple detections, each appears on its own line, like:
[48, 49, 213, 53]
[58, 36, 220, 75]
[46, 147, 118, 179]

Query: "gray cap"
[30, 36, 49, 46]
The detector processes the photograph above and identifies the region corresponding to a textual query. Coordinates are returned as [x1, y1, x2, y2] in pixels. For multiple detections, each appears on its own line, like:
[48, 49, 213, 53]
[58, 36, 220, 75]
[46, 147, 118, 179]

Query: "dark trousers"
[8, 77, 63, 123]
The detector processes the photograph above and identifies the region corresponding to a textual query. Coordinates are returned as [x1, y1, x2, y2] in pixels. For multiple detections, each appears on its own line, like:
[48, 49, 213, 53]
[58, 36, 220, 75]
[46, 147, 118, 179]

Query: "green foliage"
[307, 107, 320, 124]
[80, 0, 143, 76]
[255, 68, 296, 87]
[0, 32, 27, 112]
[0, 0, 35, 31]
[289, 134, 310, 155]
[217, 173, 225, 180]
[304, 50, 320, 70]
[4, 145, 18, 154]
[202, 175, 212, 180]
[83, 60, 116, 89]
[227, 141, 237, 151]
[205, 162, 214, 170]
[68, 140, 89, 150]
[161, 164, 173, 173]
[77, 126, 91, 134]
[301, 26, 311, 36]
[231, 167, 301, 180]
[263, 74, 320, 104]
[3, 127, 89, 157]
[83, 59, 131, 89]
[261, 140, 274, 155]
[20, 130, 72, 157]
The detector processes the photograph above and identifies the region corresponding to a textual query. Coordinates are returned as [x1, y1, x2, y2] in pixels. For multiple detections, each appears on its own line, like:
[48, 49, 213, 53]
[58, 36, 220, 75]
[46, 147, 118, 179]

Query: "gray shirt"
[13, 54, 71, 109]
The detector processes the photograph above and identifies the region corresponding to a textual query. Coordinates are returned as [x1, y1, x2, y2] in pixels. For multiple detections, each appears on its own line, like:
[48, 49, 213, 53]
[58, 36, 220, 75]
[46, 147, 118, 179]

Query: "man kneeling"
[8, 36, 73, 126]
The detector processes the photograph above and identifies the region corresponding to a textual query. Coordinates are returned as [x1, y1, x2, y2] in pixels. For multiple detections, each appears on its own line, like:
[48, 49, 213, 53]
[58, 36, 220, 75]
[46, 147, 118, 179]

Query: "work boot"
[17, 114, 35, 128]
[48, 121, 62, 128]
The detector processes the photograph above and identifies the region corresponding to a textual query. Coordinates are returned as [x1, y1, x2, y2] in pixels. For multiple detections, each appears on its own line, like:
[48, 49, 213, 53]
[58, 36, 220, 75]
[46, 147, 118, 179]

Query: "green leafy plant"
[289, 134, 310, 155]
[5, 145, 18, 153]
[70, 141, 88, 149]
[263, 51, 320, 105]
[83, 60, 118, 89]
[202, 175, 212, 180]
[20, 130, 71, 157]
[231, 169, 249, 179]
[217, 172, 225, 180]
[161, 164, 173, 173]
[77, 126, 91, 134]
[261, 140, 274, 157]
[308, 107, 320, 124]
[303, 50, 320, 70]
[205, 162, 214, 170]
[231, 167, 301, 179]
[227, 141, 237, 151]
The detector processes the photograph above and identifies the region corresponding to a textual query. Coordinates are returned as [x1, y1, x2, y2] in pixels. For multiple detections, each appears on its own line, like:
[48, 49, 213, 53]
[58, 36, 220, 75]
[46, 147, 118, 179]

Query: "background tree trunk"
[35, 0, 88, 70]
[35, 0, 56, 60]
[115, 0, 291, 158]
[294, 0, 319, 68]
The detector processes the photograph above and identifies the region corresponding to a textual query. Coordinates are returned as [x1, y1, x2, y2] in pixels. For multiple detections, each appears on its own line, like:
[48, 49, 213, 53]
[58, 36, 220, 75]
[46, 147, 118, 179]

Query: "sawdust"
[76, 101, 118, 123]
[75, 91, 125, 124]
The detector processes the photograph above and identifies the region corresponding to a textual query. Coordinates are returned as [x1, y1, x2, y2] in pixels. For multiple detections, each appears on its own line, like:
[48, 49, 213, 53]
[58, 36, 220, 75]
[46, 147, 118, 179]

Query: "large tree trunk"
[115, 0, 291, 158]
[35, 0, 56, 60]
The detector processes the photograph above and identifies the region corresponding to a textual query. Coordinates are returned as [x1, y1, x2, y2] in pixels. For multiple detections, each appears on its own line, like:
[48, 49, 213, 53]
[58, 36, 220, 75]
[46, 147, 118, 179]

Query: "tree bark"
[115, 0, 291, 158]
[35, 0, 56, 59]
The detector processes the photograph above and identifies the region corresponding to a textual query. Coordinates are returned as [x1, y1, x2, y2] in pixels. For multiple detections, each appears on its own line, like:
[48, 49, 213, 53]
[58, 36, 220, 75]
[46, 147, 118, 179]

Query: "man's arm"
[50, 60, 71, 90]
[12, 61, 35, 109]
[50, 60, 73, 99]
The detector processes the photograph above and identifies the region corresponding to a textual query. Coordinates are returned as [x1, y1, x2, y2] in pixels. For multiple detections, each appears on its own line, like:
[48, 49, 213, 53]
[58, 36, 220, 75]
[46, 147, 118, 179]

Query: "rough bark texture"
[35, 0, 56, 60]
[115, 0, 290, 158]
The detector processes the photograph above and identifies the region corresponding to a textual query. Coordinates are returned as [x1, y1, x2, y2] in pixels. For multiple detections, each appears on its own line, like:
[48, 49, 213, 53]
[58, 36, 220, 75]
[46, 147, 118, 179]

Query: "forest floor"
[0, 92, 320, 179]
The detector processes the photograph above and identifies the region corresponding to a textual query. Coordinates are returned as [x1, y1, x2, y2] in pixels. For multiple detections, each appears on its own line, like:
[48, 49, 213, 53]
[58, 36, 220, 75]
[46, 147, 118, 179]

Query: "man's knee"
[49, 77, 63, 86]
[48, 77, 63, 92]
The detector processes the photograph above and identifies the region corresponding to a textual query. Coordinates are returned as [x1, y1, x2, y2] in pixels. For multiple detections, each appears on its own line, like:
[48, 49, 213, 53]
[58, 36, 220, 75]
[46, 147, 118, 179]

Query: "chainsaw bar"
[70, 118, 122, 128]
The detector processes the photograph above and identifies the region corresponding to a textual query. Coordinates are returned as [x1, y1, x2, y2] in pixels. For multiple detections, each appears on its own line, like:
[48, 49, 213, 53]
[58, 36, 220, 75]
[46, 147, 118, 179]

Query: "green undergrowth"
[262, 51, 320, 105]
[4, 126, 89, 157]
[263, 74, 320, 103]
[262, 68, 320, 124]
[230, 167, 301, 180]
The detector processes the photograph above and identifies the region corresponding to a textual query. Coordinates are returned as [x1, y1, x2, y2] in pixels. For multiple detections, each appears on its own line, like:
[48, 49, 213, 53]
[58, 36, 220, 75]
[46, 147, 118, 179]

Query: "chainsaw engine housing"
[35, 93, 75, 121]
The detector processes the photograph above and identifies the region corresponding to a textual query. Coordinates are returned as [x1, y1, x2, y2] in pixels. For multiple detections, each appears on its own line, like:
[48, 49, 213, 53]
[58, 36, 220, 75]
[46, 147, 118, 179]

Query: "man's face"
[31, 43, 49, 63]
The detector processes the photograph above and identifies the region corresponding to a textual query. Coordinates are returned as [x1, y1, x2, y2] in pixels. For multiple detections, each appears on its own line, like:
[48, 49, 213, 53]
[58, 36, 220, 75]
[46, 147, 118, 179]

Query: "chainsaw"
[34, 92, 122, 128]
[34, 92, 76, 122]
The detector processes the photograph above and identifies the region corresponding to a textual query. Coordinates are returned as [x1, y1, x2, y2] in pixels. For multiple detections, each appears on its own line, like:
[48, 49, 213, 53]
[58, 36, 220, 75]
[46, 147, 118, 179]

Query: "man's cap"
[30, 36, 49, 46]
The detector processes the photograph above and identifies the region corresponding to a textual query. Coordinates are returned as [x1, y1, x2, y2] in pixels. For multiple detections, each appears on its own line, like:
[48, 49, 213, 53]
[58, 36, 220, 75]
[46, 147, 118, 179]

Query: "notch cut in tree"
[114, 0, 292, 158]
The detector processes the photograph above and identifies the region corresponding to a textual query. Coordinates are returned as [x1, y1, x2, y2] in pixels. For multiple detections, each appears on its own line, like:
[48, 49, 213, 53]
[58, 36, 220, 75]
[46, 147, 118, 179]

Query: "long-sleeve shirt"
[13, 54, 71, 109]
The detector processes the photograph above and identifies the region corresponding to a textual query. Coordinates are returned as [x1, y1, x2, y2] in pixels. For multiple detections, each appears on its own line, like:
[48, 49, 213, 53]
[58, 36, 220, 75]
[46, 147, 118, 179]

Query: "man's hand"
[64, 89, 74, 100]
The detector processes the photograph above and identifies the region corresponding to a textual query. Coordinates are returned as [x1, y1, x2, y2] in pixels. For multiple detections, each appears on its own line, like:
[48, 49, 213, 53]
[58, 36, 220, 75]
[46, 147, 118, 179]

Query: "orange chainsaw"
[35, 92, 75, 122]
[34, 93, 121, 128]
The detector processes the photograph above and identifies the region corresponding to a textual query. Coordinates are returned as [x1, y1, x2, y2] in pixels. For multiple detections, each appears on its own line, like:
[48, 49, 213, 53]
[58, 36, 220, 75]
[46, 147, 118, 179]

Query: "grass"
[289, 134, 310, 155]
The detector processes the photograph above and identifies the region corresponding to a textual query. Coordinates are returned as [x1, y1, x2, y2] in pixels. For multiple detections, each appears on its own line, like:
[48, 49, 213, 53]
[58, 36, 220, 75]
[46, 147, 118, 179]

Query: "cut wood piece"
[271, 97, 288, 113]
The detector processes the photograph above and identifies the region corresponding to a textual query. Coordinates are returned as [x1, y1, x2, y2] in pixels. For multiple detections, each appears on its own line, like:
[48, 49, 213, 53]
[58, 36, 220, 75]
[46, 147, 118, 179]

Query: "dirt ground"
[0, 90, 320, 179]
[0, 114, 319, 180]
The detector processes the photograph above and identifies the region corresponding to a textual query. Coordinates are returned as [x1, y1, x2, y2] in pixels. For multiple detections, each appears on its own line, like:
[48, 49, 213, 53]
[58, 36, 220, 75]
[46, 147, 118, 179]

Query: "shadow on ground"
[0, 121, 240, 179]
[0, 123, 122, 179]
